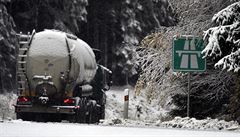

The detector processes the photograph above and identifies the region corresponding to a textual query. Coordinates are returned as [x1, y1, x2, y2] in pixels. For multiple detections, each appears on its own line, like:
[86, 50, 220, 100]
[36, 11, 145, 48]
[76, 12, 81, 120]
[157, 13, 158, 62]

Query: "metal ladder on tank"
[16, 32, 31, 95]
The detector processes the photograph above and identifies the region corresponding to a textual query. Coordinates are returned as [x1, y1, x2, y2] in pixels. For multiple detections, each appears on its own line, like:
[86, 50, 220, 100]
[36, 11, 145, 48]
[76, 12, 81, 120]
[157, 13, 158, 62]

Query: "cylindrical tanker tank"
[26, 30, 97, 98]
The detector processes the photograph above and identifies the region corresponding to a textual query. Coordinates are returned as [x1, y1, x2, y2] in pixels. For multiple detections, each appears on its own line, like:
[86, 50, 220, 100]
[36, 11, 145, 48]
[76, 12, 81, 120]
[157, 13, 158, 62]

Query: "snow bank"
[104, 87, 240, 131]
[105, 87, 125, 119]
[0, 93, 17, 121]
[160, 117, 240, 131]
[100, 117, 240, 131]
[105, 86, 170, 122]
[100, 118, 154, 127]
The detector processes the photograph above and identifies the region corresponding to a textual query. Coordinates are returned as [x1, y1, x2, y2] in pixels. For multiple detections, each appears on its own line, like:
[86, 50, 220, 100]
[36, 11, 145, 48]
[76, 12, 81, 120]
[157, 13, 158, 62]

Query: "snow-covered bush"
[134, 32, 184, 121]
[171, 69, 236, 119]
[202, 2, 240, 71]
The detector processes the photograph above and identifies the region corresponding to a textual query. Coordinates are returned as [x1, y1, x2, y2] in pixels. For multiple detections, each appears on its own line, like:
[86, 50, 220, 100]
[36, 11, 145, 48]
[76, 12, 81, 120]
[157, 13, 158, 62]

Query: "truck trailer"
[15, 29, 112, 123]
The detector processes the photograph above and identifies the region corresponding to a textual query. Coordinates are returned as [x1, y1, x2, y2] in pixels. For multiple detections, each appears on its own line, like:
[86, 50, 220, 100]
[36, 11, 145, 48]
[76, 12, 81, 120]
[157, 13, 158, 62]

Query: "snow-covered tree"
[202, 2, 240, 72]
[0, 2, 18, 93]
[135, 0, 238, 120]
[201, 1, 240, 123]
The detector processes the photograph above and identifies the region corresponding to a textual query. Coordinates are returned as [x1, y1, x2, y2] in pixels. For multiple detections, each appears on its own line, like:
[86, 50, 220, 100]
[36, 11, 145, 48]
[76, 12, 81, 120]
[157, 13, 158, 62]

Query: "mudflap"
[16, 112, 34, 121]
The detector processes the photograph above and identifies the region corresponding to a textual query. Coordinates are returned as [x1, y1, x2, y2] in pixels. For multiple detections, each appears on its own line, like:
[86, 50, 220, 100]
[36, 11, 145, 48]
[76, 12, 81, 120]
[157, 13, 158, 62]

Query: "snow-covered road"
[0, 121, 240, 137]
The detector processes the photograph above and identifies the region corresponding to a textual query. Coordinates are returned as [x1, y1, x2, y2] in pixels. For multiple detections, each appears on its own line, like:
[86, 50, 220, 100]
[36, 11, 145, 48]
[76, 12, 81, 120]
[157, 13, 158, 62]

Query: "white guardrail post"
[123, 89, 129, 119]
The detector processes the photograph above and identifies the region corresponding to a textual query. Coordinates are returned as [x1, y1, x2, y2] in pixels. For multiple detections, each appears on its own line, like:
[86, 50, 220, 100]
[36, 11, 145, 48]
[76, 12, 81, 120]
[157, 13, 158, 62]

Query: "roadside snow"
[105, 86, 170, 122]
[104, 87, 240, 132]
[0, 93, 17, 121]
[100, 117, 240, 132]
[105, 87, 126, 119]
[160, 117, 240, 131]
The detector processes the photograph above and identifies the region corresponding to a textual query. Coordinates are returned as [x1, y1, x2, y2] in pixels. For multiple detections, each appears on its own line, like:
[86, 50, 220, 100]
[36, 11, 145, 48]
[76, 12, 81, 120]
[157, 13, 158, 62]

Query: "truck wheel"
[75, 108, 86, 123]
[100, 105, 105, 120]
[87, 102, 99, 124]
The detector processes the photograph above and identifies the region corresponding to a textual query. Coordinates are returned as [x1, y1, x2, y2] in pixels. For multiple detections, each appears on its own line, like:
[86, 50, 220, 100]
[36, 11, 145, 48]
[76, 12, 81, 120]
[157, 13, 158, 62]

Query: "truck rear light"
[17, 96, 30, 102]
[63, 98, 75, 104]
[17, 96, 31, 105]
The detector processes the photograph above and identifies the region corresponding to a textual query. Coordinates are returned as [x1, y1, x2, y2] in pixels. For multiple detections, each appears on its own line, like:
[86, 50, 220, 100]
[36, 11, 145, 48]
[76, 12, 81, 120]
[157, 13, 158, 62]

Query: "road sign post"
[172, 35, 206, 117]
[187, 72, 190, 117]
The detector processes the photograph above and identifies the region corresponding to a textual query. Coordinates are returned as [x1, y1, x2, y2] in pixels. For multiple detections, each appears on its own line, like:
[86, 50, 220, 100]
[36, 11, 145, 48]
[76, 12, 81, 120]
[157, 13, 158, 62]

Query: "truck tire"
[100, 105, 105, 119]
[86, 101, 99, 124]
[76, 108, 86, 123]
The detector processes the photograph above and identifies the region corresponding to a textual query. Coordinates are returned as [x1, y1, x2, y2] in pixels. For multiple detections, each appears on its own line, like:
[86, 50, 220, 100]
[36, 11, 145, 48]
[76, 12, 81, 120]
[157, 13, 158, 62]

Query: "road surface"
[0, 121, 239, 137]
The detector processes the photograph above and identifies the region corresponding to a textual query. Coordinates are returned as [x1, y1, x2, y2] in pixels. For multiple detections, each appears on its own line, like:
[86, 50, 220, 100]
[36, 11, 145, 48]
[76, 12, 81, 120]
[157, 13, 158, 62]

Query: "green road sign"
[172, 35, 206, 72]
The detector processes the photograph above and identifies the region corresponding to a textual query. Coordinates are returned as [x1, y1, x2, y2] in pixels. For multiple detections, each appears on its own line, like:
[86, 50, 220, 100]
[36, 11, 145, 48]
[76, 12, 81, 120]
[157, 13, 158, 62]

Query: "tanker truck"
[15, 29, 112, 123]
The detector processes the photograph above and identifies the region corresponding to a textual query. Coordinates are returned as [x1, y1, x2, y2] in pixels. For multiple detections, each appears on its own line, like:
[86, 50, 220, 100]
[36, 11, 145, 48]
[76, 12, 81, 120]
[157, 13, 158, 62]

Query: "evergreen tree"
[202, 1, 240, 123]
[0, 1, 18, 93]
[202, 2, 240, 71]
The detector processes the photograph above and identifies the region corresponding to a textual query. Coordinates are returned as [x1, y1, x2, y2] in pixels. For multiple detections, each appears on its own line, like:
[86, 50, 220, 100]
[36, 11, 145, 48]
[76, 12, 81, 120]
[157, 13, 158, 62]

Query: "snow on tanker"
[15, 30, 112, 123]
